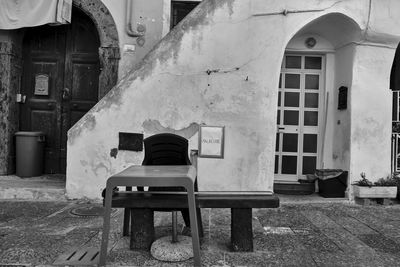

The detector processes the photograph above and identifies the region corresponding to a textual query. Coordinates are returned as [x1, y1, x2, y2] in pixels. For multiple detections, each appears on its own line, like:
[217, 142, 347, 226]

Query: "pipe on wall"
[125, 0, 144, 37]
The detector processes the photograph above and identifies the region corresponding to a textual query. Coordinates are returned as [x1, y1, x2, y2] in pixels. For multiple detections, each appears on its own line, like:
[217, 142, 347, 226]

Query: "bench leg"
[130, 208, 155, 250]
[123, 208, 130, 236]
[122, 186, 133, 236]
[231, 208, 253, 252]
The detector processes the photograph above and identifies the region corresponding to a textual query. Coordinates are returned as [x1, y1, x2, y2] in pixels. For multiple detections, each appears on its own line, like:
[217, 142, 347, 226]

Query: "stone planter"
[353, 185, 398, 199]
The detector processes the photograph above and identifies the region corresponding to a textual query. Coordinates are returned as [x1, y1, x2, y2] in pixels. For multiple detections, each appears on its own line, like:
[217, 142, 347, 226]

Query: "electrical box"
[118, 132, 143, 151]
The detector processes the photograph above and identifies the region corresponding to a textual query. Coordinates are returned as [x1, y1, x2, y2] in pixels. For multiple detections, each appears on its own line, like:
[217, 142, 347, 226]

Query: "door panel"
[21, 7, 100, 174]
[21, 27, 66, 174]
[59, 9, 100, 172]
[275, 54, 324, 182]
[71, 63, 99, 101]
[60, 8, 100, 173]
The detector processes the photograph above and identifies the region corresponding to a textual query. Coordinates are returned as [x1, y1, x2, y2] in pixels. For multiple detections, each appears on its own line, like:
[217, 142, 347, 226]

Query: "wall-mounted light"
[305, 37, 316, 48]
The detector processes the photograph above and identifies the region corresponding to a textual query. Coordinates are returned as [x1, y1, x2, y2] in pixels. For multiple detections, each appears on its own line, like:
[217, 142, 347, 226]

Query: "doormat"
[69, 204, 117, 217]
[53, 247, 99, 266]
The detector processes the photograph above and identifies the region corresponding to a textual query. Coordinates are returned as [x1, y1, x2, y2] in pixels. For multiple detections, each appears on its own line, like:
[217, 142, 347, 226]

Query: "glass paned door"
[275, 54, 324, 182]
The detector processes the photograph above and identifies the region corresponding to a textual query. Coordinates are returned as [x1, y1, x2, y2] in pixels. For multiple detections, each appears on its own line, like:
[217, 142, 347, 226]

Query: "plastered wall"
[66, 0, 400, 199]
[332, 45, 354, 171]
[350, 45, 393, 182]
[101, 0, 167, 80]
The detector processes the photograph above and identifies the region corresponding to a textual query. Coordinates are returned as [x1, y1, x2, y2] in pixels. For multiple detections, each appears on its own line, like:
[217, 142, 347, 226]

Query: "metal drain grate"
[69, 205, 117, 217]
[53, 247, 99, 266]
[70, 205, 105, 217]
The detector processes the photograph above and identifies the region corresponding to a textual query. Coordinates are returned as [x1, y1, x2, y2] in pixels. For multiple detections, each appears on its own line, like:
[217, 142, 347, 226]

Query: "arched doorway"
[390, 42, 400, 172]
[274, 13, 362, 193]
[20, 7, 100, 174]
[0, 0, 119, 175]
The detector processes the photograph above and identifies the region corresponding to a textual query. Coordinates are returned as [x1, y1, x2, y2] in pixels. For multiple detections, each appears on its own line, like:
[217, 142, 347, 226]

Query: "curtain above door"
[0, 0, 71, 29]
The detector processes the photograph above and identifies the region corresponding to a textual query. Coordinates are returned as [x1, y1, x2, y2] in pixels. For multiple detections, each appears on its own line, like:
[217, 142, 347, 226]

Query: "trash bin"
[315, 169, 348, 198]
[15, 131, 45, 177]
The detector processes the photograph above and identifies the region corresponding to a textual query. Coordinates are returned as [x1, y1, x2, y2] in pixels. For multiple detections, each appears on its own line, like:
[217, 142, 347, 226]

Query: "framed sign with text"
[34, 74, 49, 96]
[199, 125, 225, 158]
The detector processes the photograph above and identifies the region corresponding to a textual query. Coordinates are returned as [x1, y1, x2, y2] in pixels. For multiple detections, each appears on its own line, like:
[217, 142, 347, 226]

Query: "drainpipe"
[125, 0, 144, 37]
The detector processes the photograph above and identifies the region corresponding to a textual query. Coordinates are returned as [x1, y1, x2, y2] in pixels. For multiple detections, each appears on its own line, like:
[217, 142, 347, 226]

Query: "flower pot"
[353, 185, 398, 198]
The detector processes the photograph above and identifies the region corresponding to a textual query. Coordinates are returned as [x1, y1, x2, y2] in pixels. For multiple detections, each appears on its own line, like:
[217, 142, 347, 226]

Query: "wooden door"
[21, 8, 100, 174]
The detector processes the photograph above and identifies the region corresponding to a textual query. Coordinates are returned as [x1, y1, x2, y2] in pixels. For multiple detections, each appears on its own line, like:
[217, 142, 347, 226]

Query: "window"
[171, 1, 200, 29]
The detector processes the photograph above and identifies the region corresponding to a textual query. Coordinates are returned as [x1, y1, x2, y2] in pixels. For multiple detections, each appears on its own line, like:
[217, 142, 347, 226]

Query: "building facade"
[0, 0, 399, 200]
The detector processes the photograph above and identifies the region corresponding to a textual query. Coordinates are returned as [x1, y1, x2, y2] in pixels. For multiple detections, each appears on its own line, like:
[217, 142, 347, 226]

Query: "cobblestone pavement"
[0, 200, 400, 266]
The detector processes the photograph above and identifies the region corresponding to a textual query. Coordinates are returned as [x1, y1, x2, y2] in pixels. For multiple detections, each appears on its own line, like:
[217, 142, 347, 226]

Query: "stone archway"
[0, 41, 21, 174]
[73, 0, 120, 98]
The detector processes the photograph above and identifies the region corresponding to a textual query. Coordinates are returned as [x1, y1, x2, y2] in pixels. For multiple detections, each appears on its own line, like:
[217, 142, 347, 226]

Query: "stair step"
[0, 175, 66, 201]
[274, 182, 315, 195]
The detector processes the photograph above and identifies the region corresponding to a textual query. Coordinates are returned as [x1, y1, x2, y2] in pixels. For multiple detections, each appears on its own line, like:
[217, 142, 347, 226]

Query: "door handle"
[62, 88, 70, 100]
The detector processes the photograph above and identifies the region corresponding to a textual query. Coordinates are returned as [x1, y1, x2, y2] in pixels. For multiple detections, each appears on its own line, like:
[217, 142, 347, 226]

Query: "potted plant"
[353, 172, 398, 199]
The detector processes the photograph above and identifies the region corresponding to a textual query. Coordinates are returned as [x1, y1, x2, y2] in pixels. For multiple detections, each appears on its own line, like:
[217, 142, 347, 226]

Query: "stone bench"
[110, 191, 280, 251]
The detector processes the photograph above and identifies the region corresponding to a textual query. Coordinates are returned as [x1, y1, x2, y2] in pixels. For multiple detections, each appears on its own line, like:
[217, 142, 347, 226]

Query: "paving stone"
[2, 201, 400, 266]
[202, 226, 231, 252]
[0, 201, 67, 225]
[376, 252, 400, 267]
[358, 234, 400, 254]
[301, 209, 387, 266]
[321, 206, 378, 235]
[292, 228, 340, 253]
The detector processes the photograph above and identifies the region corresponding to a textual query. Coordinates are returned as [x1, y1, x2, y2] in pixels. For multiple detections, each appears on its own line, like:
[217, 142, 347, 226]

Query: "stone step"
[0, 174, 66, 201]
[274, 182, 315, 195]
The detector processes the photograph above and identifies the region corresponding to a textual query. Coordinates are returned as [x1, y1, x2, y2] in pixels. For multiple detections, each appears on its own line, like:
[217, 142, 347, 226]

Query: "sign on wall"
[199, 125, 225, 158]
[34, 74, 49, 96]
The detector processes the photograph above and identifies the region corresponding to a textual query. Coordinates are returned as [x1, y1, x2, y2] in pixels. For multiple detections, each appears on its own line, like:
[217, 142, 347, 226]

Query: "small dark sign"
[338, 86, 348, 110]
[34, 74, 49, 95]
[118, 132, 143, 151]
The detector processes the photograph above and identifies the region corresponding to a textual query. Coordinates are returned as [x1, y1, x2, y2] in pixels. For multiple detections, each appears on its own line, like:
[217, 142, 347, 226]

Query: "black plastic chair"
[123, 133, 203, 239]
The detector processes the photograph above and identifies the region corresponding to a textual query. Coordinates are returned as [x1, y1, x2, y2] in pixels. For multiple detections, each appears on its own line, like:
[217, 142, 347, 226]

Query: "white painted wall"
[101, 0, 167, 79]
[350, 45, 394, 183]
[332, 44, 355, 171]
[66, 0, 400, 199]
